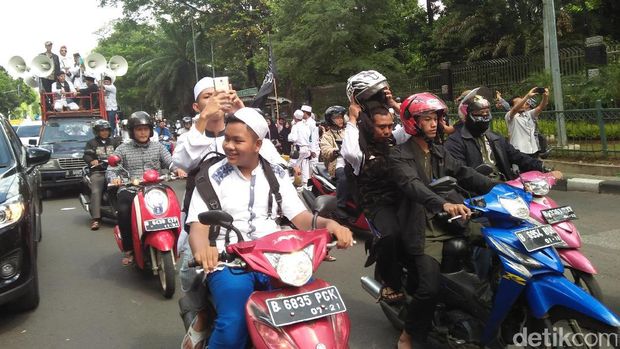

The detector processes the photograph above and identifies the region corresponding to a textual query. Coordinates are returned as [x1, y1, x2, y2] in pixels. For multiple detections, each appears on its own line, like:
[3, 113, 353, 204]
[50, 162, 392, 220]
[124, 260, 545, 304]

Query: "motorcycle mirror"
[429, 176, 457, 191]
[108, 154, 121, 167]
[199, 210, 234, 229]
[475, 164, 494, 176]
[313, 195, 337, 216]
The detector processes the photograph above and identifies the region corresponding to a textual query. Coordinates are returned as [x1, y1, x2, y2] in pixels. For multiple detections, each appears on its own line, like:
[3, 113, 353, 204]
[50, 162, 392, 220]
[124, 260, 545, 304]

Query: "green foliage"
[0, 68, 37, 118]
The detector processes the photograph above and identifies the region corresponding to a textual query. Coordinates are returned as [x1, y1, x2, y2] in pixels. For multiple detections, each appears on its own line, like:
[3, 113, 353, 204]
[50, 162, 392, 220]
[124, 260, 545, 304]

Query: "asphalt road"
[1, 183, 619, 349]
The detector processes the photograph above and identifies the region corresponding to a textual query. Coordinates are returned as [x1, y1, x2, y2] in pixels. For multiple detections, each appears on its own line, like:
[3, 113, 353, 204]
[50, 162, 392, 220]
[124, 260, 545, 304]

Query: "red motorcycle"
[107, 155, 182, 298]
[185, 196, 351, 348]
[300, 163, 369, 234]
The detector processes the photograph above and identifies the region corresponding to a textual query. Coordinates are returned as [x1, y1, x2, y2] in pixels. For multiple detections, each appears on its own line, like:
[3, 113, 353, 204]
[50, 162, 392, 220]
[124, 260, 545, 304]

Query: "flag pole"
[268, 32, 280, 121]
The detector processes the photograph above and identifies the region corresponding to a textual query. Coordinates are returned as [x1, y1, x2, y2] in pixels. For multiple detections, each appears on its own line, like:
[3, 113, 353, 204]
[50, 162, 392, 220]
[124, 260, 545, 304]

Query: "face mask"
[466, 115, 490, 137]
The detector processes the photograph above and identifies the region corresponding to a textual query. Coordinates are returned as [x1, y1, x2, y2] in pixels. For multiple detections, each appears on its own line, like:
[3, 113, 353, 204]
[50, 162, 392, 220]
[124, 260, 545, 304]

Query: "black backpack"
[183, 152, 285, 234]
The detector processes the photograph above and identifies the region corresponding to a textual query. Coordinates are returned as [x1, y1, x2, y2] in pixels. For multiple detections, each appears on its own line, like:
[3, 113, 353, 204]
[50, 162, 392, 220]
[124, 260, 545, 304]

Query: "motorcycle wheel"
[568, 269, 604, 302]
[156, 250, 176, 298]
[525, 311, 619, 349]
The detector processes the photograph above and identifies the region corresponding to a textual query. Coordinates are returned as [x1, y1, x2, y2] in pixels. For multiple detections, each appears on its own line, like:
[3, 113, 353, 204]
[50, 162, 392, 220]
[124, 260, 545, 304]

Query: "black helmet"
[127, 111, 154, 140]
[182, 116, 192, 124]
[92, 119, 112, 136]
[324, 105, 346, 128]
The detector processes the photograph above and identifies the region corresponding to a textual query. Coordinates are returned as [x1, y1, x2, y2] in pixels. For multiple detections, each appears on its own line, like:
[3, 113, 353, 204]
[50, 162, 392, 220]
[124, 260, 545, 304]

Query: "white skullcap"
[293, 109, 304, 120]
[301, 105, 312, 113]
[193, 77, 214, 100]
[233, 107, 268, 139]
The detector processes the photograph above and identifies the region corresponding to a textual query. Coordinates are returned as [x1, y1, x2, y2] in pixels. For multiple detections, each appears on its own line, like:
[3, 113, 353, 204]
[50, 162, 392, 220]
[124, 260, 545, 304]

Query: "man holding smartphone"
[505, 86, 549, 157]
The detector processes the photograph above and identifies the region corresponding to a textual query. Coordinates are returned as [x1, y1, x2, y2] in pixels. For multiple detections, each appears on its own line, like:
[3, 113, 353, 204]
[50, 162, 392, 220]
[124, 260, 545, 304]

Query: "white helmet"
[346, 70, 388, 105]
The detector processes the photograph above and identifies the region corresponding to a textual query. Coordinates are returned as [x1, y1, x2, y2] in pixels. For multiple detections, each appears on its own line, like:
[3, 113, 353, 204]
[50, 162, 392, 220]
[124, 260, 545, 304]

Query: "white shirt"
[51, 80, 77, 104]
[341, 121, 410, 175]
[59, 55, 72, 74]
[103, 84, 118, 111]
[186, 158, 306, 252]
[172, 126, 284, 173]
[288, 118, 320, 154]
[505, 109, 539, 154]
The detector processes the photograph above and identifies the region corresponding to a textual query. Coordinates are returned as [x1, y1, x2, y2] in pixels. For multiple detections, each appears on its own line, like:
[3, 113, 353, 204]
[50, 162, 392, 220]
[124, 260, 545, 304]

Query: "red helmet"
[399, 92, 448, 136]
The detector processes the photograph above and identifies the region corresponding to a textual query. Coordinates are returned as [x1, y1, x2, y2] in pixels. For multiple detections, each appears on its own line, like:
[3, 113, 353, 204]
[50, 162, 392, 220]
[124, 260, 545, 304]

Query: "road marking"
[60, 207, 76, 211]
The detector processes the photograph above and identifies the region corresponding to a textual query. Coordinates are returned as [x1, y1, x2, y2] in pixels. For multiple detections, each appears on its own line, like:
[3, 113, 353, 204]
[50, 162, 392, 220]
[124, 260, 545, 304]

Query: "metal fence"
[485, 102, 620, 159]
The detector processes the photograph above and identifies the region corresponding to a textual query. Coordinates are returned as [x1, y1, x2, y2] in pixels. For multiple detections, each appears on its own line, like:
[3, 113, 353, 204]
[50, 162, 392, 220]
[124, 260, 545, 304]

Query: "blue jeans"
[206, 267, 271, 348]
[107, 110, 117, 135]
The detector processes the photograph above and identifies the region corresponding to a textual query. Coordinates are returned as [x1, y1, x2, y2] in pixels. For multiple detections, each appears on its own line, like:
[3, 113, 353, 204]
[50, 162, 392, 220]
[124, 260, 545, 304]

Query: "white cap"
[233, 107, 268, 139]
[193, 77, 214, 100]
[293, 109, 304, 120]
[301, 105, 312, 113]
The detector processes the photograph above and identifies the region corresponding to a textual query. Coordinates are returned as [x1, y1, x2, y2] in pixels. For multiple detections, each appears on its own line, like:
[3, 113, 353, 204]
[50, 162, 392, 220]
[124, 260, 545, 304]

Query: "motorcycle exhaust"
[79, 193, 90, 212]
[361, 276, 382, 299]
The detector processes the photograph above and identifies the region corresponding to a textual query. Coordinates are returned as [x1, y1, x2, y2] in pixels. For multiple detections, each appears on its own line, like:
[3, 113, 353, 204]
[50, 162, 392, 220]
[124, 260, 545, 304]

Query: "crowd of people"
[80, 68, 562, 349]
[39, 41, 119, 132]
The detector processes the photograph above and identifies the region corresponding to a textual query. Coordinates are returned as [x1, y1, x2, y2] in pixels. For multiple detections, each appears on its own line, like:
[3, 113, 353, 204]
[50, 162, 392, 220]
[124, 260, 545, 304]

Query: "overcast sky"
[0, 0, 123, 70]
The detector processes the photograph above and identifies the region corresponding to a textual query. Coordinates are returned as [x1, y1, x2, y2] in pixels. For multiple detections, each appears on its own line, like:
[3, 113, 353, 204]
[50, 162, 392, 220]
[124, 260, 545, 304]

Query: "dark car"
[0, 114, 50, 311]
[37, 117, 97, 196]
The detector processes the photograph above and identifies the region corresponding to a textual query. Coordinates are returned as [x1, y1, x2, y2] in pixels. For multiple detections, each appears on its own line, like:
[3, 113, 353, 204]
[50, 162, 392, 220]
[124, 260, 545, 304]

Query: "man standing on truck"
[76, 73, 100, 110]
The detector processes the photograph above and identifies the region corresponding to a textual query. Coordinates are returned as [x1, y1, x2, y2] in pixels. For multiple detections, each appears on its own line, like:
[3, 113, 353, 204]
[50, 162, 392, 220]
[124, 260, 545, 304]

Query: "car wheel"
[9, 253, 40, 312]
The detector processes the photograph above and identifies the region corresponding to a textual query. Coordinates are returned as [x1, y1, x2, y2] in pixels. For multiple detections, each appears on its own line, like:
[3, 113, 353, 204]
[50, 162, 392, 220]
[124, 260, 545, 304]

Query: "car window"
[17, 125, 42, 138]
[4, 120, 25, 163]
[40, 119, 94, 144]
[0, 123, 17, 170]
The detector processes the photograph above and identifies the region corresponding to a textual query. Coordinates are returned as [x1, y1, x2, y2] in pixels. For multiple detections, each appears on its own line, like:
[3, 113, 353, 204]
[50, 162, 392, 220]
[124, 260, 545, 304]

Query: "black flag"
[252, 43, 277, 108]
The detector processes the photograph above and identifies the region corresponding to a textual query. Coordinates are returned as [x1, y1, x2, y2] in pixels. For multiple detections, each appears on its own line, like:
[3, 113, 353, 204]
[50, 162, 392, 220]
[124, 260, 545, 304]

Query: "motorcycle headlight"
[264, 244, 314, 287]
[523, 180, 550, 196]
[499, 196, 530, 220]
[487, 236, 542, 271]
[144, 188, 169, 215]
[0, 195, 25, 230]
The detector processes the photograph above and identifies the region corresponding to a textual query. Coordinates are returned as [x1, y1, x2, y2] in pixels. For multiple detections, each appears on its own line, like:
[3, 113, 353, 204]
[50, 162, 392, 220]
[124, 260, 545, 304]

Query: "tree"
[0, 68, 37, 118]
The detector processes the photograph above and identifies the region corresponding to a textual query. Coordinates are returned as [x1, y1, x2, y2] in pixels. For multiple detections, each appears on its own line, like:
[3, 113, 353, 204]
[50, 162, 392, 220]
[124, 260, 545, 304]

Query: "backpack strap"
[260, 156, 284, 223]
[192, 152, 226, 246]
[182, 151, 224, 213]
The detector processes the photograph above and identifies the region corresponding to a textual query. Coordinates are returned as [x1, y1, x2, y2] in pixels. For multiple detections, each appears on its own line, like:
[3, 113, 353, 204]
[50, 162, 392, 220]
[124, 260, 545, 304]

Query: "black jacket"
[389, 138, 496, 255]
[83, 136, 121, 172]
[78, 84, 100, 110]
[444, 126, 545, 181]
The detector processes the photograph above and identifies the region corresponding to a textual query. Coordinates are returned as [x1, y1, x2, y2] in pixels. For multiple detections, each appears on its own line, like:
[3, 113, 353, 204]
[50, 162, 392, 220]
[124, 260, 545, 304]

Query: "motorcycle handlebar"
[107, 173, 179, 187]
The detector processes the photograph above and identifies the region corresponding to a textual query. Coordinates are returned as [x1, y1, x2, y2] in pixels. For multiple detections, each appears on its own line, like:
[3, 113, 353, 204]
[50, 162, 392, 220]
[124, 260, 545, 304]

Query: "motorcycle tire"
[568, 269, 604, 302]
[525, 307, 618, 349]
[156, 250, 176, 298]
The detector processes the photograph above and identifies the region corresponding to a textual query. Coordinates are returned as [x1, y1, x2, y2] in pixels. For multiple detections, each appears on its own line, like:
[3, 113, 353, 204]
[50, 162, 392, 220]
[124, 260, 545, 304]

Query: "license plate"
[144, 217, 180, 231]
[514, 225, 564, 252]
[65, 169, 83, 178]
[266, 286, 346, 327]
[541, 206, 577, 225]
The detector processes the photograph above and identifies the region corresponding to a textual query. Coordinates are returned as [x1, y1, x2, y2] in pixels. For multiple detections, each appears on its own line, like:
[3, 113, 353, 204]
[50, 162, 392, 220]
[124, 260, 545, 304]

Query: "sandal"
[181, 314, 207, 349]
[377, 286, 405, 304]
[323, 254, 337, 262]
[90, 219, 100, 231]
[122, 251, 134, 266]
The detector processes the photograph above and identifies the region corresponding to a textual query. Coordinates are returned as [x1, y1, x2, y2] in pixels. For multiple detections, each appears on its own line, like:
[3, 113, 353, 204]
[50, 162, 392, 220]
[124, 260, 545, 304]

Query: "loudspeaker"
[108, 56, 128, 76]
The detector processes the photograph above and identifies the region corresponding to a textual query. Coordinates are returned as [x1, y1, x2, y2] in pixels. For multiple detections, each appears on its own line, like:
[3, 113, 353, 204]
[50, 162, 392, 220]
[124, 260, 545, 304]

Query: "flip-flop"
[181, 315, 206, 349]
[121, 252, 134, 266]
[377, 286, 405, 304]
[323, 254, 337, 262]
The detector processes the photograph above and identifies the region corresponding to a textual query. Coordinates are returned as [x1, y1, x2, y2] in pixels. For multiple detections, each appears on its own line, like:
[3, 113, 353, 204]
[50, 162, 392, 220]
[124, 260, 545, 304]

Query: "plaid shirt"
[106, 140, 175, 181]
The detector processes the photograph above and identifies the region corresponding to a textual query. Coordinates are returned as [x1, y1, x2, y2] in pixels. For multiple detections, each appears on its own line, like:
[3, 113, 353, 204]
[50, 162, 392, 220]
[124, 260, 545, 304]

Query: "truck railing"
[40, 90, 106, 121]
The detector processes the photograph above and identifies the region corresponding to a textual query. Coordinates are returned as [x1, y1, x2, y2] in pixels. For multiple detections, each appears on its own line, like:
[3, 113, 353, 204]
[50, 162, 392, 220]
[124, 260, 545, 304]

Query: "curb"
[554, 178, 620, 195]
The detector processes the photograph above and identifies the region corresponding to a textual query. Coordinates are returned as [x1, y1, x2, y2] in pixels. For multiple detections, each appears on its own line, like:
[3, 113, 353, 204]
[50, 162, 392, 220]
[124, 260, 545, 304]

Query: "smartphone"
[214, 76, 229, 91]
[535, 87, 546, 94]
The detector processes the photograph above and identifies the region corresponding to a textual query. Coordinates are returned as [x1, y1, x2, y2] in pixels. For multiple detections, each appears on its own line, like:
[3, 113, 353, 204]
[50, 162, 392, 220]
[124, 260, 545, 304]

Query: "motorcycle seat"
[315, 163, 336, 184]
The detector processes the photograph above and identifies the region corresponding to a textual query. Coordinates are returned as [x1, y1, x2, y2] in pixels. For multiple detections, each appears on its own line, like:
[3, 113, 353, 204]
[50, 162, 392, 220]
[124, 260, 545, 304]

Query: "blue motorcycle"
[361, 181, 620, 348]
